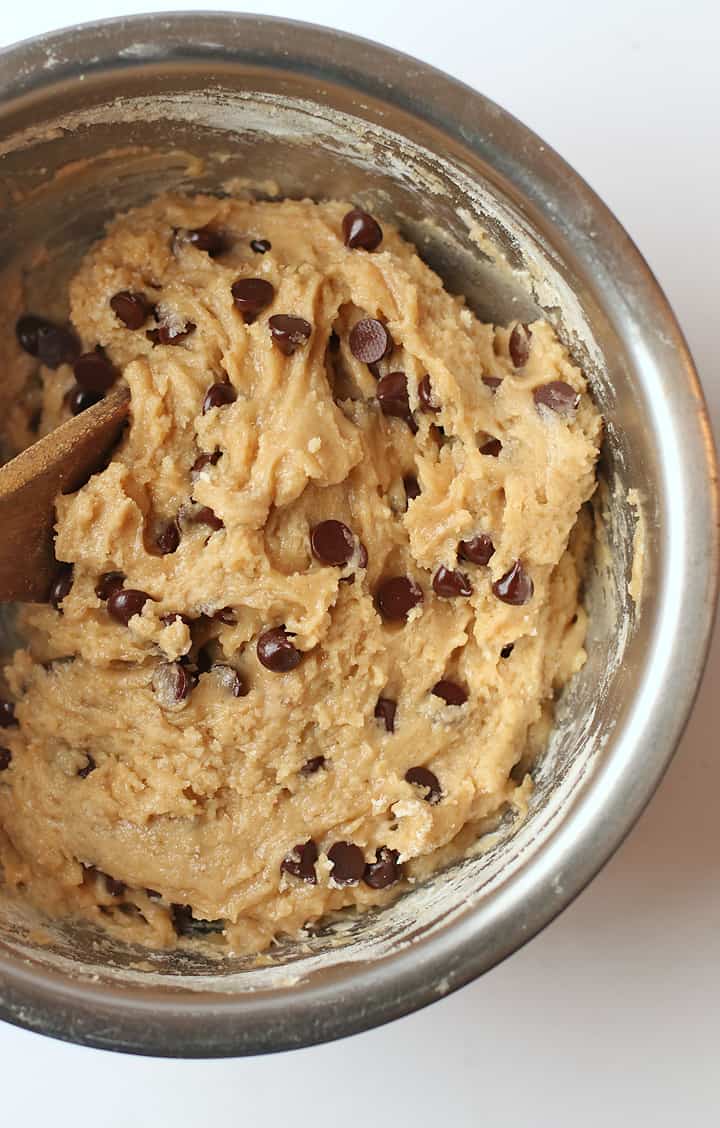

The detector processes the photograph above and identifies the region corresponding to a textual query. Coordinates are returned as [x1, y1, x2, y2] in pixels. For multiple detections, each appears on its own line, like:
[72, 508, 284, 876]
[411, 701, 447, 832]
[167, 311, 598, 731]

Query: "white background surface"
[1, 2, 718, 1124]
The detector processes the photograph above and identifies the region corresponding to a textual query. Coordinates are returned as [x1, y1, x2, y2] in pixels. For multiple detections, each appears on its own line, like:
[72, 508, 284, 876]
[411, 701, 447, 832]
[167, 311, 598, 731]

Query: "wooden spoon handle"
[0, 384, 130, 603]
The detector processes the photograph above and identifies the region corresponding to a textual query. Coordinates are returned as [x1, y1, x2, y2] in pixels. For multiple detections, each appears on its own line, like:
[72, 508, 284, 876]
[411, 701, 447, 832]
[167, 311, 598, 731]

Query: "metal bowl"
[0, 13, 716, 1057]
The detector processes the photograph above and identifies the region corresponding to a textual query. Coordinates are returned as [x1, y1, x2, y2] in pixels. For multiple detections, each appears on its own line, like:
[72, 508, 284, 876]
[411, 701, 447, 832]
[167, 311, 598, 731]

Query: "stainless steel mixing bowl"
[0, 13, 716, 1057]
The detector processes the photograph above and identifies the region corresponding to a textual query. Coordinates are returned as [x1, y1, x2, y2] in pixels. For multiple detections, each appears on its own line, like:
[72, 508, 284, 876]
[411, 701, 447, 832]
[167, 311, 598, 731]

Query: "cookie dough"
[0, 195, 602, 954]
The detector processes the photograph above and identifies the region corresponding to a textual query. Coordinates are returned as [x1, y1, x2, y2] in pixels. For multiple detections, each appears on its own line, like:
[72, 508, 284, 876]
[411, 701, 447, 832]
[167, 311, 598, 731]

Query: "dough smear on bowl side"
[0, 195, 602, 954]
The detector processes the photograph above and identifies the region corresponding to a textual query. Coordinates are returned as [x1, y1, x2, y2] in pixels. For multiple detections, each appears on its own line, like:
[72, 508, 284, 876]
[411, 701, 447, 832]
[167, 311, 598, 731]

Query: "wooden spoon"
[0, 384, 130, 602]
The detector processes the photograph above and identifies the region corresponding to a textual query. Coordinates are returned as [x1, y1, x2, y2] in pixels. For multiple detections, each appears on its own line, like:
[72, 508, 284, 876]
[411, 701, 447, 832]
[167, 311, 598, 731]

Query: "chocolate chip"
[268, 314, 312, 355]
[349, 319, 392, 365]
[160, 611, 192, 628]
[403, 475, 421, 503]
[250, 238, 271, 254]
[202, 382, 236, 413]
[482, 375, 503, 391]
[374, 696, 396, 733]
[479, 437, 502, 457]
[196, 644, 214, 674]
[432, 679, 468, 706]
[342, 208, 383, 251]
[310, 520, 355, 567]
[171, 903, 225, 936]
[170, 904, 195, 934]
[375, 576, 423, 622]
[0, 700, 17, 728]
[154, 520, 179, 555]
[152, 661, 194, 706]
[49, 563, 73, 609]
[492, 561, 534, 605]
[500, 643, 514, 659]
[458, 535, 495, 566]
[193, 506, 224, 531]
[179, 226, 227, 256]
[146, 320, 196, 346]
[432, 566, 472, 598]
[15, 315, 80, 368]
[78, 755, 96, 779]
[0, 748, 11, 772]
[533, 381, 580, 415]
[300, 755, 325, 775]
[231, 277, 275, 323]
[377, 371, 413, 423]
[364, 847, 403, 889]
[103, 874, 126, 897]
[67, 385, 103, 415]
[212, 606, 237, 625]
[212, 663, 247, 697]
[95, 571, 125, 600]
[107, 588, 151, 625]
[257, 626, 302, 672]
[110, 291, 153, 330]
[191, 450, 222, 478]
[74, 348, 117, 393]
[418, 374, 440, 413]
[509, 323, 532, 368]
[405, 765, 442, 804]
[280, 839, 318, 883]
[328, 841, 365, 886]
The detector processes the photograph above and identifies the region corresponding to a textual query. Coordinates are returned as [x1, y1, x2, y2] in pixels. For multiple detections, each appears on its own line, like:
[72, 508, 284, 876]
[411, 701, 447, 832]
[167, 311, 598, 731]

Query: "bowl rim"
[0, 10, 717, 1058]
